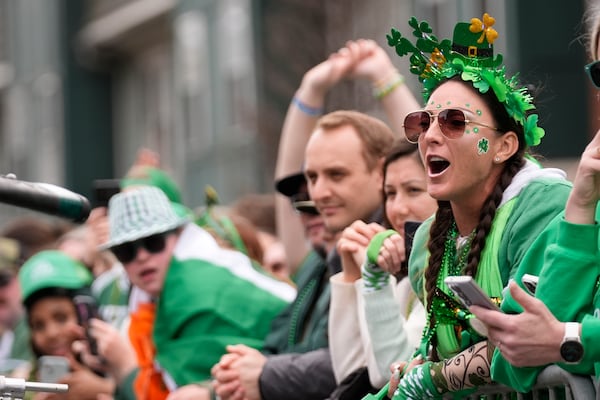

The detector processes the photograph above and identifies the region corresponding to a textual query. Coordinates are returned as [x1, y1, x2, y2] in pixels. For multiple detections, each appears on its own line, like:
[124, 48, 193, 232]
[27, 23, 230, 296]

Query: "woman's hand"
[566, 129, 600, 224]
[337, 221, 384, 282]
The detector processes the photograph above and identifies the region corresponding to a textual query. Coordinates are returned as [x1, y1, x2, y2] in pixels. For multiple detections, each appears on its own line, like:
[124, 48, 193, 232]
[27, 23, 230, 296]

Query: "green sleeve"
[580, 314, 600, 377]
[537, 218, 599, 322]
[113, 368, 138, 400]
[408, 216, 433, 304]
[498, 178, 572, 285]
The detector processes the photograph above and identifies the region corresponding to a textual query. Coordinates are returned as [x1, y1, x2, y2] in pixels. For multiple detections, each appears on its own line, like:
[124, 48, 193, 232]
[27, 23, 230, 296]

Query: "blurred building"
[0, 0, 594, 220]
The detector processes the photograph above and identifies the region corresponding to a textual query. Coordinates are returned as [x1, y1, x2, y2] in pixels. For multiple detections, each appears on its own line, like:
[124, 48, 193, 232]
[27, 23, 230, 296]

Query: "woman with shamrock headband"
[378, 14, 573, 399]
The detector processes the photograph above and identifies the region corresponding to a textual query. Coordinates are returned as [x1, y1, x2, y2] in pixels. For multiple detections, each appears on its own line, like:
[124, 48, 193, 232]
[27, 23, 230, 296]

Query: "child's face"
[30, 297, 79, 357]
[122, 232, 179, 298]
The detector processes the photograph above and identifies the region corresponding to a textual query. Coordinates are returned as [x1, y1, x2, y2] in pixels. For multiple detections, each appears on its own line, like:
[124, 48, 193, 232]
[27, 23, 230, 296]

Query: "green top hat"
[450, 18, 501, 68]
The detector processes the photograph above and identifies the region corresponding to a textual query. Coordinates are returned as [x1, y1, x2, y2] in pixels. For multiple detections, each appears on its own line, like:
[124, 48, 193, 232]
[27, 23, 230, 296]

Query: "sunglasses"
[290, 192, 319, 215]
[585, 60, 600, 88]
[403, 108, 500, 144]
[110, 230, 175, 264]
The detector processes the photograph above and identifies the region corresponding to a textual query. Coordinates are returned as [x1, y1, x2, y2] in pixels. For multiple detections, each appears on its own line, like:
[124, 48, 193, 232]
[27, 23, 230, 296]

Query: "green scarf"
[422, 198, 516, 359]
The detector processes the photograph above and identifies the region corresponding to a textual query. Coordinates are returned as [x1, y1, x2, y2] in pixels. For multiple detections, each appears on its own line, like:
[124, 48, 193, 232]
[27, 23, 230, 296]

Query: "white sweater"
[328, 273, 425, 388]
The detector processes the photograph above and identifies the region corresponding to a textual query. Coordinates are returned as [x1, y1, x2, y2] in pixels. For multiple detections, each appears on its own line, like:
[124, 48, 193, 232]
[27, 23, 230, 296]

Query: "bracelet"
[373, 70, 405, 100]
[292, 96, 324, 117]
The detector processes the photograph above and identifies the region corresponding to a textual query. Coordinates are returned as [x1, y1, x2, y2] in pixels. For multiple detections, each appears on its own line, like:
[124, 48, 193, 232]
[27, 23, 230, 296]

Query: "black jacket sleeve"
[259, 348, 337, 400]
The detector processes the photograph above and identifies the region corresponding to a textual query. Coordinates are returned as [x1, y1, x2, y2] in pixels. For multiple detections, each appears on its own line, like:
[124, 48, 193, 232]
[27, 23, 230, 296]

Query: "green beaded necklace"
[417, 221, 477, 358]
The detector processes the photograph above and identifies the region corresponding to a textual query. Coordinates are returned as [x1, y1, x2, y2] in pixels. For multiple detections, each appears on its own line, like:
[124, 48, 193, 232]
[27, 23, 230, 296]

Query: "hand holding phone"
[73, 295, 101, 355]
[444, 276, 501, 337]
[38, 356, 70, 383]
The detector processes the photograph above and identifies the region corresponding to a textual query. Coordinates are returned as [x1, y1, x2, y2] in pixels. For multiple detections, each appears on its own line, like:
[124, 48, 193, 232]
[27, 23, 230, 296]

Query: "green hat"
[19, 250, 93, 303]
[450, 21, 500, 67]
[121, 166, 193, 218]
[101, 186, 190, 249]
[387, 13, 545, 147]
[121, 166, 182, 204]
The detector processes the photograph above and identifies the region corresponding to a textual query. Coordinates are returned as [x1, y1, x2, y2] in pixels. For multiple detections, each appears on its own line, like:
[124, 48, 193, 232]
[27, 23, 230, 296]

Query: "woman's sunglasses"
[402, 108, 500, 144]
[585, 60, 600, 89]
[110, 230, 175, 264]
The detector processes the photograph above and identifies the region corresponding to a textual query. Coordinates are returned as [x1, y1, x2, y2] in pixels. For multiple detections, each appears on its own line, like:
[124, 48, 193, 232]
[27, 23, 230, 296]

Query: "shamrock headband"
[387, 13, 545, 147]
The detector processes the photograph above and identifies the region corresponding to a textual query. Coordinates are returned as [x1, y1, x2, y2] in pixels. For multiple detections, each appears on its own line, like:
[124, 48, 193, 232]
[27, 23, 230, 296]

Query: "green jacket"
[410, 170, 571, 359]
[491, 207, 600, 391]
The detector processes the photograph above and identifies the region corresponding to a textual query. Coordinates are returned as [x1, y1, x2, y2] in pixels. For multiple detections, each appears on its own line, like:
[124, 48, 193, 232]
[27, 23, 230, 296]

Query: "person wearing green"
[469, 5, 600, 393]
[19, 250, 115, 399]
[102, 186, 294, 400]
[377, 12, 573, 399]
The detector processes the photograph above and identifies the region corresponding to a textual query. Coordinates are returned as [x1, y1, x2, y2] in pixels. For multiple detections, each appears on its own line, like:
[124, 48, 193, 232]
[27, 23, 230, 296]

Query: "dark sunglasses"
[110, 230, 175, 264]
[290, 192, 319, 215]
[403, 108, 500, 144]
[585, 60, 600, 89]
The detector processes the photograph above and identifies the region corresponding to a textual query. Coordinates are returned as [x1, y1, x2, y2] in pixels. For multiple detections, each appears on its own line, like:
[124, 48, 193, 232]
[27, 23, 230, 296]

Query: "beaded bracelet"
[292, 96, 324, 117]
[373, 70, 405, 100]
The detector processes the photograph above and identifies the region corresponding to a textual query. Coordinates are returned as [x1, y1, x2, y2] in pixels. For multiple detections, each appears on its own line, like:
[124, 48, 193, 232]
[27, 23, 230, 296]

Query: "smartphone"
[92, 179, 121, 208]
[444, 276, 501, 311]
[393, 221, 421, 280]
[38, 356, 69, 383]
[403, 221, 421, 258]
[73, 294, 101, 355]
[521, 273, 539, 295]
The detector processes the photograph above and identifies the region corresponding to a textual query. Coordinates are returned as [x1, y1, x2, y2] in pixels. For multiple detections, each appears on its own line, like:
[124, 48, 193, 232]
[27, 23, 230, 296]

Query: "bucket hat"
[101, 186, 190, 249]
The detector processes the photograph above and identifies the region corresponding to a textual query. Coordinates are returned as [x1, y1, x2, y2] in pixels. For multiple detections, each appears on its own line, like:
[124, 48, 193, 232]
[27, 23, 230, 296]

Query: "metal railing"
[457, 365, 595, 400]
[0, 376, 67, 400]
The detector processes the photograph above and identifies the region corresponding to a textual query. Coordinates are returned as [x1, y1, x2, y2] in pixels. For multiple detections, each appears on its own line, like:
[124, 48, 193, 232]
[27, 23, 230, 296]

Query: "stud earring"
[494, 156, 501, 163]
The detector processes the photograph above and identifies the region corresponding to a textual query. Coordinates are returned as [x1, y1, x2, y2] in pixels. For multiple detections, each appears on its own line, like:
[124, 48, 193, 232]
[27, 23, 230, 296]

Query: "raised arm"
[565, 129, 600, 224]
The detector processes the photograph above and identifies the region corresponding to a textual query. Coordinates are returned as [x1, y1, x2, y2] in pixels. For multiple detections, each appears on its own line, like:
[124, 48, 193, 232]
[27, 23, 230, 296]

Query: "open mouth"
[428, 156, 450, 175]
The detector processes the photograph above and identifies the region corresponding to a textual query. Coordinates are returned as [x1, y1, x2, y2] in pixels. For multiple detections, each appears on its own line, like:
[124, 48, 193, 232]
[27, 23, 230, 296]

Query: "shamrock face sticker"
[477, 137, 489, 154]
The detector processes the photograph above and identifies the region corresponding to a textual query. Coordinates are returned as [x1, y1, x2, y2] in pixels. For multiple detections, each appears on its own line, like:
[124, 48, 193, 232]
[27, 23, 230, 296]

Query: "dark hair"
[423, 78, 526, 359]
[24, 286, 86, 312]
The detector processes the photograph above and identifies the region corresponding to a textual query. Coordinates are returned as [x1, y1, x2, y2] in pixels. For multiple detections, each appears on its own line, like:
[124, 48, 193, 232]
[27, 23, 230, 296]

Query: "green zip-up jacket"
[491, 207, 600, 392]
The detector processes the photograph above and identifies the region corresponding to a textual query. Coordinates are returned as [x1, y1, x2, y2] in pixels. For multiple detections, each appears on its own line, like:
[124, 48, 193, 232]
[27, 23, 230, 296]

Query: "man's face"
[304, 125, 384, 232]
[0, 276, 23, 329]
[119, 231, 179, 298]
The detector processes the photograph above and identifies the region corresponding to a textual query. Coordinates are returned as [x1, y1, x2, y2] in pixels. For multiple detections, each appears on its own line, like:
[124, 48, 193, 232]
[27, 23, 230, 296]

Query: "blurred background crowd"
[0, 0, 595, 217]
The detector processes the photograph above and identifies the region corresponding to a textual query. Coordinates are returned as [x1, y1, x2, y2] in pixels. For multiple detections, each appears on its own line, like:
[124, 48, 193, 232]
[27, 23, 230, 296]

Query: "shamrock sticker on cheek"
[477, 137, 489, 155]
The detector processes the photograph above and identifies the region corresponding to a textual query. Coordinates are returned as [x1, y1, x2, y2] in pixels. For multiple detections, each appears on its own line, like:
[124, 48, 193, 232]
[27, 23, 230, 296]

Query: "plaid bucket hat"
[101, 186, 190, 249]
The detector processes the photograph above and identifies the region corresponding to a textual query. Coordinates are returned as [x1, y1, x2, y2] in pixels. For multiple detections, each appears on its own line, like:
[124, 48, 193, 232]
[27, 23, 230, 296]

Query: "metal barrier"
[455, 365, 596, 400]
[0, 376, 68, 400]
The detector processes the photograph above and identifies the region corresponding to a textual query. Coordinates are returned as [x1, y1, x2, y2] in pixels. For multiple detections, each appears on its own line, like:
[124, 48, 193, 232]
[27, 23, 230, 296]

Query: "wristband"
[373, 70, 405, 100]
[292, 96, 324, 117]
[366, 229, 397, 264]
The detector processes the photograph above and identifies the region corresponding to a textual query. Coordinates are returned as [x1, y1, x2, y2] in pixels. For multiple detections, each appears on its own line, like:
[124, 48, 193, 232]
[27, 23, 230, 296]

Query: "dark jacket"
[262, 249, 330, 355]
